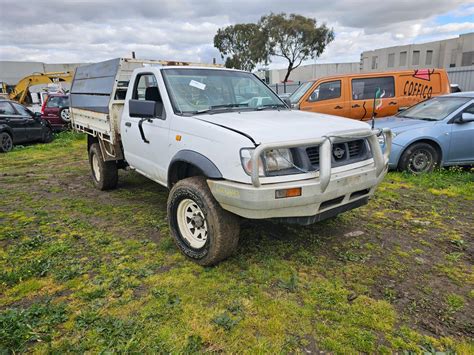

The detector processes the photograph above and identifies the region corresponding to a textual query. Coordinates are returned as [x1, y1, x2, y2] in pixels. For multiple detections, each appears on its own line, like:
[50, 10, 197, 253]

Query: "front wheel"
[167, 176, 240, 266]
[399, 142, 439, 174]
[88, 143, 118, 190]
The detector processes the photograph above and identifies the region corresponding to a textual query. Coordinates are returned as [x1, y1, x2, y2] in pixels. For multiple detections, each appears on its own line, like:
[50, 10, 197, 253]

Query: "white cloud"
[0, 0, 472, 69]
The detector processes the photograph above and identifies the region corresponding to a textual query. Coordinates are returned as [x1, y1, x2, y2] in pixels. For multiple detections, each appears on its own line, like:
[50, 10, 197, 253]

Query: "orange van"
[289, 69, 450, 120]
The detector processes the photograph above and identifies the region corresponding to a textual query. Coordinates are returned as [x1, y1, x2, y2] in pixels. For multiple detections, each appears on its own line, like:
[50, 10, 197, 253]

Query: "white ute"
[70, 58, 392, 265]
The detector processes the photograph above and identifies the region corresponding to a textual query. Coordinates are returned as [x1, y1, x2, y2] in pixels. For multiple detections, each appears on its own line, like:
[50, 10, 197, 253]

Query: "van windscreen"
[290, 81, 314, 104]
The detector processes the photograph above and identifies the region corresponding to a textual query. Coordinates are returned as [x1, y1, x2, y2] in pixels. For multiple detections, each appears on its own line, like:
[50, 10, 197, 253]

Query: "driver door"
[448, 103, 474, 163]
[121, 72, 171, 184]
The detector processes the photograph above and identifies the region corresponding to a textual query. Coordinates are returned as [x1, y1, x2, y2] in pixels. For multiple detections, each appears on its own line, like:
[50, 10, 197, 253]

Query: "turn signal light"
[275, 187, 302, 199]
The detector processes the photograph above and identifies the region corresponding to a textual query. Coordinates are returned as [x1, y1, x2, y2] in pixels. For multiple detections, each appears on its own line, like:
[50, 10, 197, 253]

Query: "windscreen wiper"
[255, 104, 287, 111]
[209, 103, 249, 109]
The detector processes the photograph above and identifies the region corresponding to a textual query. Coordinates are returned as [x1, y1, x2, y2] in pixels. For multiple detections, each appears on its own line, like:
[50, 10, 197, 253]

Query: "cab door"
[121, 71, 171, 185]
[350, 76, 397, 120]
[299, 79, 350, 118]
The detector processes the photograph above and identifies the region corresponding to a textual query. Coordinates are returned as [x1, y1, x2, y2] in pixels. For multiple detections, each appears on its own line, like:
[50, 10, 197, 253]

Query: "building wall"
[360, 32, 474, 72]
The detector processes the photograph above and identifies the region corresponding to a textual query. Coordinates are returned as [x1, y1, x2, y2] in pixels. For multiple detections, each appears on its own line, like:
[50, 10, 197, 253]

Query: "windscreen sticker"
[189, 80, 206, 90]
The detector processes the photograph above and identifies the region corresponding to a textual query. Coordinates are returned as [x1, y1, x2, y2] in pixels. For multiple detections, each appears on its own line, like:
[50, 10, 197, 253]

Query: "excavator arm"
[8, 71, 73, 104]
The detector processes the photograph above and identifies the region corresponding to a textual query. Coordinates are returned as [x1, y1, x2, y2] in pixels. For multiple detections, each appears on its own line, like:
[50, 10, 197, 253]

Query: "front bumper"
[208, 128, 392, 221]
[208, 160, 386, 220]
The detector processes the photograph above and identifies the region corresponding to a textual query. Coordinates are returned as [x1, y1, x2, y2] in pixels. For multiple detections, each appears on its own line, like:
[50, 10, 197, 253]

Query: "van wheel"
[167, 176, 240, 266]
[88, 143, 118, 190]
[399, 142, 439, 174]
[0, 132, 13, 152]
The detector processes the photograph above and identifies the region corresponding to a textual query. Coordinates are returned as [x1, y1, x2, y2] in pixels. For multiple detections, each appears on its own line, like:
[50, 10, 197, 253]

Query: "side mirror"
[34, 112, 42, 119]
[459, 112, 474, 123]
[129, 99, 157, 118]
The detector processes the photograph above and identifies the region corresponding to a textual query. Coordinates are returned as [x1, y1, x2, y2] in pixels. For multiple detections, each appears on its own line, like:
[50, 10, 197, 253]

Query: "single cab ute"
[70, 58, 392, 265]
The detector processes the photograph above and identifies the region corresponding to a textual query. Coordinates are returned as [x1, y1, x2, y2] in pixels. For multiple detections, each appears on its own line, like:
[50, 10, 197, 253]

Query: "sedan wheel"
[399, 142, 439, 174]
[0, 132, 13, 153]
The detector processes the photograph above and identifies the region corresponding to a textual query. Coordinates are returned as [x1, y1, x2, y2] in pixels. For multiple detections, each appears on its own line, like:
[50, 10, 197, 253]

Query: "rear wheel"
[0, 132, 13, 153]
[88, 143, 118, 190]
[399, 142, 439, 174]
[167, 176, 240, 266]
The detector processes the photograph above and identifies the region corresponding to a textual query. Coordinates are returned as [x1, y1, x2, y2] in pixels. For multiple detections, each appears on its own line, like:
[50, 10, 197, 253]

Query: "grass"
[0, 132, 473, 353]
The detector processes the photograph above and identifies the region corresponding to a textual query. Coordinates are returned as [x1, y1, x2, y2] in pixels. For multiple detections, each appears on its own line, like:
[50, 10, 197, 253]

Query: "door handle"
[138, 118, 150, 144]
[388, 101, 397, 106]
[334, 105, 343, 109]
[125, 122, 131, 127]
[352, 104, 360, 108]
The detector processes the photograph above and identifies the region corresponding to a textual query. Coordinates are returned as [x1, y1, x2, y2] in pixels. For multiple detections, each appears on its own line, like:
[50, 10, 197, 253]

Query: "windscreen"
[397, 96, 470, 121]
[289, 81, 314, 104]
[162, 68, 285, 115]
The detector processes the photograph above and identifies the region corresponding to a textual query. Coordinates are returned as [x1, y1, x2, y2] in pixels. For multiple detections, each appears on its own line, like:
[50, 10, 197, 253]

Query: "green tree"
[213, 24, 268, 72]
[260, 13, 334, 82]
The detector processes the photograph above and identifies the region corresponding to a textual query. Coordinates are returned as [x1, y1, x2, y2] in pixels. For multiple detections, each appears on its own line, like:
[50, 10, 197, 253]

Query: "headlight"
[377, 131, 397, 145]
[240, 149, 264, 176]
[264, 148, 293, 172]
[240, 148, 294, 175]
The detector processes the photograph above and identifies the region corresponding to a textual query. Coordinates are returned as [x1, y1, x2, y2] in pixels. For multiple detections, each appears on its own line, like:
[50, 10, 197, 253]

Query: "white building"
[360, 32, 474, 72]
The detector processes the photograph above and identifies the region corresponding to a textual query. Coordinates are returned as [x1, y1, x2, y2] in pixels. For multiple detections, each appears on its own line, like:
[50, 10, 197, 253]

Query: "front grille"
[306, 139, 369, 168]
[306, 146, 320, 166]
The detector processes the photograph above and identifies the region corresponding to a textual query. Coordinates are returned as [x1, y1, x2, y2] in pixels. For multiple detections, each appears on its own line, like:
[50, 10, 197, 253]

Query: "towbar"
[250, 128, 392, 190]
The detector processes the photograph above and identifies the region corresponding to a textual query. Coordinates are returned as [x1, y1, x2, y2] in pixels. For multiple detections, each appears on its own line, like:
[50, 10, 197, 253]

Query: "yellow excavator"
[4, 71, 73, 104]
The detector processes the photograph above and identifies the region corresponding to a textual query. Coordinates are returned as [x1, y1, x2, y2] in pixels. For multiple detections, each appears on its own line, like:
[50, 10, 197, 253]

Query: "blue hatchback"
[375, 93, 474, 173]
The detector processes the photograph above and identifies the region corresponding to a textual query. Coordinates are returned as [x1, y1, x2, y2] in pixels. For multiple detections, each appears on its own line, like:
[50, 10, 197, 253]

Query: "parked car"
[70, 58, 392, 266]
[375, 92, 474, 173]
[290, 69, 450, 120]
[41, 93, 70, 131]
[0, 99, 53, 152]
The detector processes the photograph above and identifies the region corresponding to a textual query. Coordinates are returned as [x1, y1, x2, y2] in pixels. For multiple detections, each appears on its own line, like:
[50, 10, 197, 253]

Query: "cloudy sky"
[0, 0, 473, 69]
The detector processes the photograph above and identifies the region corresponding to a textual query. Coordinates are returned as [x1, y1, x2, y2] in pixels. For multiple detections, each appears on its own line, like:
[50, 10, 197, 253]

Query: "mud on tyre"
[167, 176, 240, 266]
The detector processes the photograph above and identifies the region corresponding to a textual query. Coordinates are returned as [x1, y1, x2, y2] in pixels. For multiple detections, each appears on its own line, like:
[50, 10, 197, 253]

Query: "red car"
[41, 94, 70, 131]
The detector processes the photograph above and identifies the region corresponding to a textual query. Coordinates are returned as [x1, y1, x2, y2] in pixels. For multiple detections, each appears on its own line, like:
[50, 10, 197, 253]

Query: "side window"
[0, 102, 16, 115]
[133, 74, 159, 101]
[11, 103, 32, 117]
[351, 77, 395, 100]
[307, 81, 341, 102]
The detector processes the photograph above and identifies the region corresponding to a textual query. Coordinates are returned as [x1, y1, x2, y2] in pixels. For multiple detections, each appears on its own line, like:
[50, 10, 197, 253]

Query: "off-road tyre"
[42, 126, 53, 143]
[88, 143, 118, 190]
[0, 132, 13, 153]
[167, 176, 240, 266]
[399, 142, 439, 174]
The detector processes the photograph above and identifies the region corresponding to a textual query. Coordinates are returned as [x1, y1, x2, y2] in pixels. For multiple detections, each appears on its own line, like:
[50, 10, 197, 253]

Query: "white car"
[70, 58, 392, 265]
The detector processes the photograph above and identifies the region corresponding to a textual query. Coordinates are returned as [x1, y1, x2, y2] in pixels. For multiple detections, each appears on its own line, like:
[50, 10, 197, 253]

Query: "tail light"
[40, 96, 48, 115]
